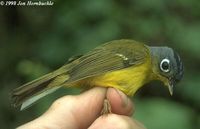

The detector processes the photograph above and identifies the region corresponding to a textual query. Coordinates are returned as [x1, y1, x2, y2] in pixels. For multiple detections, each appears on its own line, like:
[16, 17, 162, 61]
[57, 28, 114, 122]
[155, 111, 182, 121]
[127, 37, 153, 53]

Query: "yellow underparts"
[75, 59, 154, 96]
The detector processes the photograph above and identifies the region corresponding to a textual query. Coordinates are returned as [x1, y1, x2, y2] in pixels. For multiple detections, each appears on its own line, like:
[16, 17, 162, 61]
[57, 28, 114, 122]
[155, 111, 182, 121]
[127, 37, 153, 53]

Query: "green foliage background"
[0, 0, 200, 129]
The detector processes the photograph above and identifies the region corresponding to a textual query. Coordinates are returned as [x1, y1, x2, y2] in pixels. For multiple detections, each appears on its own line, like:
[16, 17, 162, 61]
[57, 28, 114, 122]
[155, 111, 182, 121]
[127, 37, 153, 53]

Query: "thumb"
[19, 87, 107, 129]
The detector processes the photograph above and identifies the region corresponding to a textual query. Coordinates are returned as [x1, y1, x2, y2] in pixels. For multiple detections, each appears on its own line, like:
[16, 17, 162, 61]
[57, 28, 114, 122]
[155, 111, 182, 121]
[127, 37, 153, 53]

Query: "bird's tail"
[11, 66, 70, 110]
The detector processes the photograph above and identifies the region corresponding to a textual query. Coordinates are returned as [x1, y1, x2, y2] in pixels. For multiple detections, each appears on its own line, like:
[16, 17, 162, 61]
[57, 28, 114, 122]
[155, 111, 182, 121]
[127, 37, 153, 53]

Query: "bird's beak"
[167, 79, 174, 96]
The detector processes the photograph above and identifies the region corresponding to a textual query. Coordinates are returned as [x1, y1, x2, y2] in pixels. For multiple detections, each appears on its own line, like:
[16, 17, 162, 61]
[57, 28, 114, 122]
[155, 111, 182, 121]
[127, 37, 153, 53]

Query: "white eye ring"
[160, 58, 170, 72]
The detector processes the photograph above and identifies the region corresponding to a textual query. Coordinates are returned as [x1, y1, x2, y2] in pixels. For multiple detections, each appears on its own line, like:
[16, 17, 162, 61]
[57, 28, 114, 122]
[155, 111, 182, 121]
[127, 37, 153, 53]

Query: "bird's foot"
[101, 99, 112, 115]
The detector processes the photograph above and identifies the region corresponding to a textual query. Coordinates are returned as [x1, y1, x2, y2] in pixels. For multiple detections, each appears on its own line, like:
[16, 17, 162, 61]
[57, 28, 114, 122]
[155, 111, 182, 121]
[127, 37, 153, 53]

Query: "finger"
[19, 87, 107, 129]
[106, 88, 134, 116]
[88, 114, 146, 129]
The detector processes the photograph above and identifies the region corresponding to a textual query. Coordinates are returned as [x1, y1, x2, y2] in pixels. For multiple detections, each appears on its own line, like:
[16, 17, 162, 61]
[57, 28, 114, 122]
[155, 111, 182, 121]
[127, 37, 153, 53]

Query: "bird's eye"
[160, 58, 170, 72]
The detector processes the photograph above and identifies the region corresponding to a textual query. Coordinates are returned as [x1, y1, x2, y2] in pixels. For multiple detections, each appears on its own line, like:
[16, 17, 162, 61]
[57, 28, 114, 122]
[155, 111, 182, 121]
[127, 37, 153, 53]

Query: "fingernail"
[115, 89, 128, 107]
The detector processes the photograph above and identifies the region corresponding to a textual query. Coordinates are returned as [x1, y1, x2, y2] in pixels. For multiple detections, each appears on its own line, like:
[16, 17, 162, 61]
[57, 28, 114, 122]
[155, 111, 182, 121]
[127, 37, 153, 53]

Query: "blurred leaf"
[177, 71, 200, 106]
[134, 98, 195, 129]
[17, 60, 50, 80]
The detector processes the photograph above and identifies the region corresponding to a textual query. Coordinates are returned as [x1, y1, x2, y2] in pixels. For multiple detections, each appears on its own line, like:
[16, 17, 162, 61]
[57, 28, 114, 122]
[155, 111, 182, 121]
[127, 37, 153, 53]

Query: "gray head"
[150, 46, 184, 95]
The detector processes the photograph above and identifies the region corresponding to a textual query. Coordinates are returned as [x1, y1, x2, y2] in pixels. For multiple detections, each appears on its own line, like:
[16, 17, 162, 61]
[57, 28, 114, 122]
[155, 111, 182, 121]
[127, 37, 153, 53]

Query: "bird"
[11, 39, 184, 112]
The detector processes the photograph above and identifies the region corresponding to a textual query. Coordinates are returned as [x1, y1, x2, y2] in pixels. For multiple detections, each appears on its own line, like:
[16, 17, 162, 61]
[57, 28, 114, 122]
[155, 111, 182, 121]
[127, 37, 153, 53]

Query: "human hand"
[17, 87, 146, 129]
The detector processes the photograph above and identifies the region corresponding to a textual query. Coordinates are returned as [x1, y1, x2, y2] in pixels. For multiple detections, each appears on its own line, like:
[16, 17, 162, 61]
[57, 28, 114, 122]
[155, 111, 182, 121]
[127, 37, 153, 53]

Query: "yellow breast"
[78, 58, 152, 96]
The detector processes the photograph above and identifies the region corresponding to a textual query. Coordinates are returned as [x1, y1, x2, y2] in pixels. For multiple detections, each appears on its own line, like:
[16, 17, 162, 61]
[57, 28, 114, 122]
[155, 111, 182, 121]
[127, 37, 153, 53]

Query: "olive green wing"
[66, 39, 149, 83]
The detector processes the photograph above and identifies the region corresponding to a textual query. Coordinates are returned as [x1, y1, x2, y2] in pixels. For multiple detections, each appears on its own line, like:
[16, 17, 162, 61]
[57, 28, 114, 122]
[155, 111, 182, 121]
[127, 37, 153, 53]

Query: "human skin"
[17, 87, 146, 129]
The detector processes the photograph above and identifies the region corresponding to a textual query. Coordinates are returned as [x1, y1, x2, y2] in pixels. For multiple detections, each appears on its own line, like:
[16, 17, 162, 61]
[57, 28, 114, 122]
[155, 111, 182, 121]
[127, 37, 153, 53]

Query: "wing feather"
[67, 39, 149, 83]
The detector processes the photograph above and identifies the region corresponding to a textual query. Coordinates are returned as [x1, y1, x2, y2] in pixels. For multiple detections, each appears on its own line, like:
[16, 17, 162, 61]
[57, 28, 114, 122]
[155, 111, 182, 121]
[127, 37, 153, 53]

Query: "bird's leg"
[101, 98, 112, 115]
